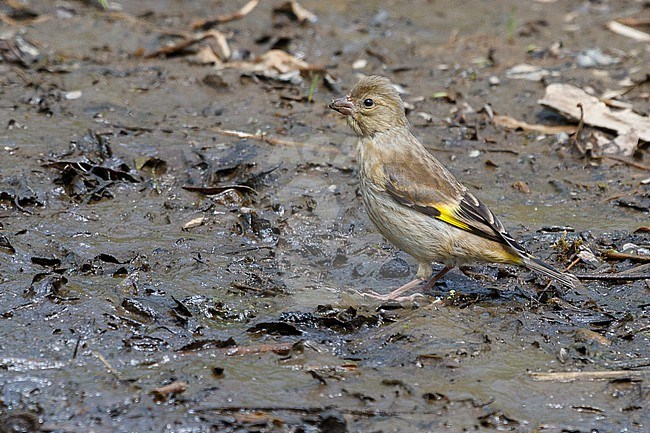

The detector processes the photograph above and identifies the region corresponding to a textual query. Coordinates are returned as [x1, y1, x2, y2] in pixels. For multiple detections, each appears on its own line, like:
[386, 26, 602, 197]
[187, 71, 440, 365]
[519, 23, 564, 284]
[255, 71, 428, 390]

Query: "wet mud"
[0, 1, 648, 432]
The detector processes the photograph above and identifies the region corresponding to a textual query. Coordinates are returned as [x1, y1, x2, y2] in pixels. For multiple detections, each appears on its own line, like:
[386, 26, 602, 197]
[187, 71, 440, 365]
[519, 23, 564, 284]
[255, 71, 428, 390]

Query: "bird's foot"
[357, 277, 428, 302]
[359, 289, 425, 302]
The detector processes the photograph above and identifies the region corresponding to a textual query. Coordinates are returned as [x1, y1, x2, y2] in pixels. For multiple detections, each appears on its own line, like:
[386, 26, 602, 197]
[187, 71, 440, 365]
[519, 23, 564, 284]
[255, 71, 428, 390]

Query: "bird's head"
[329, 75, 408, 137]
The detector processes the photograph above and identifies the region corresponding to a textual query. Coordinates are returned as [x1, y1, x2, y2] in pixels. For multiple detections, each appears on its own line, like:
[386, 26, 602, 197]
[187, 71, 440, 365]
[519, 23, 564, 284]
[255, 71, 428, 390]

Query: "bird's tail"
[521, 255, 580, 290]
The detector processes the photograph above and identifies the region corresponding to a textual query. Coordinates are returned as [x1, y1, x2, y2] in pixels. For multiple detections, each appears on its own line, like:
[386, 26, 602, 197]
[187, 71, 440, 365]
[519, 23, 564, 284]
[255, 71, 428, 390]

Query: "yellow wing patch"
[436, 204, 525, 264]
[435, 205, 471, 231]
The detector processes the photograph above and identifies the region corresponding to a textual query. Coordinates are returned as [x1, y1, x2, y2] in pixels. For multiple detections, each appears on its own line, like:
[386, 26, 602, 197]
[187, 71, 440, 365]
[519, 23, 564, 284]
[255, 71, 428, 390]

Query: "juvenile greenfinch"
[329, 75, 579, 301]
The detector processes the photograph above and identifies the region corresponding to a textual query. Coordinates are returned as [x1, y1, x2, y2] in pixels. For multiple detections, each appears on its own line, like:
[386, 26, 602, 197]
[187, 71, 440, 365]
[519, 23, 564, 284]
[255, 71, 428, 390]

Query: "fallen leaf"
[221, 49, 313, 77]
[512, 180, 531, 194]
[539, 83, 650, 142]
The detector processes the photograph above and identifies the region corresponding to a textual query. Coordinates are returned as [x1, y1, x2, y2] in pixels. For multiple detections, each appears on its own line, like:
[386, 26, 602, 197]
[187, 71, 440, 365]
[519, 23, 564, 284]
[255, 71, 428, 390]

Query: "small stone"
[64, 90, 82, 100]
[352, 59, 367, 69]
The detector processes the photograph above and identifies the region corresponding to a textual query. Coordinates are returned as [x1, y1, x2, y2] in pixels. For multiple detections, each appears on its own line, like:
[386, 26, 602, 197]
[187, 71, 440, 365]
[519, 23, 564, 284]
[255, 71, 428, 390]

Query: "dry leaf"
[512, 181, 531, 194]
[219, 49, 316, 83]
[539, 83, 650, 142]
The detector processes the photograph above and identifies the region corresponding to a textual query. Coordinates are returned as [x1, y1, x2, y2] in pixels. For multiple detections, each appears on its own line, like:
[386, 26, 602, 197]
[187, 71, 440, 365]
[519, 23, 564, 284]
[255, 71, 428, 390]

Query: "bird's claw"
[359, 289, 425, 302]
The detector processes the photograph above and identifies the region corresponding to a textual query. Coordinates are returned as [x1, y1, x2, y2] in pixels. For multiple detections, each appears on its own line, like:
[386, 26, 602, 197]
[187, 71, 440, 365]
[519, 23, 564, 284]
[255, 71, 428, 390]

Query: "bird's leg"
[421, 265, 453, 290]
[363, 266, 453, 302]
[361, 265, 453, 302]
[361, 277, 426, 302]
[458, 265, 492, 281]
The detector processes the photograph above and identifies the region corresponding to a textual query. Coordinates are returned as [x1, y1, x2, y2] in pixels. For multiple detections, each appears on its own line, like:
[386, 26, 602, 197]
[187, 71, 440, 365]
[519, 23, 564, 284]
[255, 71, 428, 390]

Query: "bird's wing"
[382, 159, 528, 257]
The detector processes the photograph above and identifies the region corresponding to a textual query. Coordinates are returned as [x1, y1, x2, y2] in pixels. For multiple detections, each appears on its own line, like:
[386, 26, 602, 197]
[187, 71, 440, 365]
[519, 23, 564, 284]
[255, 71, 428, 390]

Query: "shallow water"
[1, 0, 648, 432]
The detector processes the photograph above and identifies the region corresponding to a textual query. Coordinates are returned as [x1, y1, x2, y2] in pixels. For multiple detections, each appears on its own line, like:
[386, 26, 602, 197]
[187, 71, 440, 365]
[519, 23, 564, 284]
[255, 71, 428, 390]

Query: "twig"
[602, 193, 626, 202]
[602, 250, 650, 263]
[210, 127, 338, 152]
[191, 0, 260, 30]
[529, 370, 647, 382]
[602, 155, 650, 171]
[564, 256, 581, 272]
[210, 127, 300, 146]
[72, 336, 82, 360]
[484, 148, 520, 155]
[92, 351, 122, 380]
[570, 103, 586, 155]
[574, 273, 650, 281]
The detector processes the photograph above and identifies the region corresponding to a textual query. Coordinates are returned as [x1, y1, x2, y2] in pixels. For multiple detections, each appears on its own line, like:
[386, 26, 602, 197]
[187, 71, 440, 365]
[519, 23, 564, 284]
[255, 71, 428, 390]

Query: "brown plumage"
[329, 75, 579, 301]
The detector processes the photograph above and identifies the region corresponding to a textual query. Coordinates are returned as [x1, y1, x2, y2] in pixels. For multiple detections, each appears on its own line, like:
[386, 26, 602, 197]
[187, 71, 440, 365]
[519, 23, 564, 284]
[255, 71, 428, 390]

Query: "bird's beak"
[329, 96, 355, 116]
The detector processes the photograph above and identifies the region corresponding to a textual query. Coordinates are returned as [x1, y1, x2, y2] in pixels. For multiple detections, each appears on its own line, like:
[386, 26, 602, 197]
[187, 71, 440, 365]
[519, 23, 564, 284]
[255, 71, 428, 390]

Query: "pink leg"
[362, 265, 453, 302]
[362, 277, 426, 301]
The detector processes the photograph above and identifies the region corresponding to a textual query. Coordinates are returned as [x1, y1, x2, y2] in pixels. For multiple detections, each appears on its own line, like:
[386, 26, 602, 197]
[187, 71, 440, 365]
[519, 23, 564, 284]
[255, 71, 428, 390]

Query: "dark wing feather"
[381, 161, 528, 257]
[454, 191, 528, 256]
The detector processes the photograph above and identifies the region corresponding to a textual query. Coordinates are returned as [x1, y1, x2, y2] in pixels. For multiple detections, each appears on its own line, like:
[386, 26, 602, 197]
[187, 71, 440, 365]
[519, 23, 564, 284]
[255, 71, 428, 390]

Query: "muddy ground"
[0, 1, 649, 432]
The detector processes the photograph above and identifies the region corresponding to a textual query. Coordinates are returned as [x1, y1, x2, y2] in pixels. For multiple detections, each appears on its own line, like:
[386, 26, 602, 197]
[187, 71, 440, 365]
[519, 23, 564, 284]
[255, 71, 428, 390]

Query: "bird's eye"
[363, 98, 375, 108]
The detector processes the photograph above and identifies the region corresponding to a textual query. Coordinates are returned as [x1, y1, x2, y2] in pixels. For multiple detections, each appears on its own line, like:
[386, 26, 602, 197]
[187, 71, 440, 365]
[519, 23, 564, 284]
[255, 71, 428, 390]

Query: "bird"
[328, 75, 579, 301]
